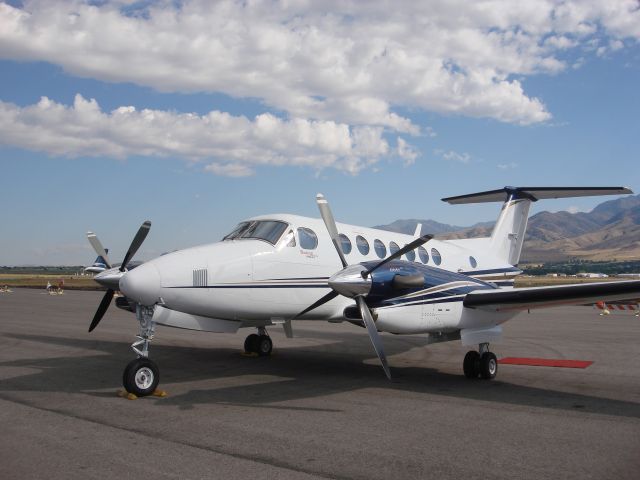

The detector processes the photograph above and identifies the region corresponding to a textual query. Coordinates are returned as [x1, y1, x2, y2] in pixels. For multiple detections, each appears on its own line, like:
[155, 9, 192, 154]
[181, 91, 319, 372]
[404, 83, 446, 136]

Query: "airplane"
[87, 186, 640, 397]
[83, 240, 110, 274]
[84, 232, 142, 274]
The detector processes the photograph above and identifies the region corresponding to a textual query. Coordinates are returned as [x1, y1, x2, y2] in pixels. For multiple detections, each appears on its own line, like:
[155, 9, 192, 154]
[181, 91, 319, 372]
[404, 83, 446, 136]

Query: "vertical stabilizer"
[442, 186, 632, 266]
[489, 195, 531, 265]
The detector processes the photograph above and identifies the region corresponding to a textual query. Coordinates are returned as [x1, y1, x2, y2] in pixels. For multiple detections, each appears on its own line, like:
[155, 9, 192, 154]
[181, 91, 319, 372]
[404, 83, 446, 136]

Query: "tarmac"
[1, 288, 639, 479]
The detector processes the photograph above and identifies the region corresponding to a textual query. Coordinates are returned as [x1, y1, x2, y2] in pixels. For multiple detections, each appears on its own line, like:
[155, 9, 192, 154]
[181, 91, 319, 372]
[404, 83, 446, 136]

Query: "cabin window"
[356, 235, 370, 255]
[404, 246, 416, 262]
[418, 246, 429, 264]
[339, 234, 352, 254]
[469, 256, 477, 268]
[374, 239, 386, 258]
[297, 227, 318, 250]
[223, 220, 288, 245]
[431, 247, 442, 266]
[389, 241, 400, 255]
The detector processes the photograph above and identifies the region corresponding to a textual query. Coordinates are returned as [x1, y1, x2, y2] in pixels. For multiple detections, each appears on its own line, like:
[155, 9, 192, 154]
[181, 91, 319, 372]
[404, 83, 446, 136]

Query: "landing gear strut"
[244, 327, 273, 356]
[463, 343, 498, 380]
[122, 305, 159, 396]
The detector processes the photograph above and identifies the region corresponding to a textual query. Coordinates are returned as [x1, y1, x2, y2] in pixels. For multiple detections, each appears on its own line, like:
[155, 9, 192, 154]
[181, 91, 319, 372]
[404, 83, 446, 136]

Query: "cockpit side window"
[297, 227, 318, 249]
[223, 220, 288, 245]
[242, 221, 288, 244]
[284, 229, 296, 247]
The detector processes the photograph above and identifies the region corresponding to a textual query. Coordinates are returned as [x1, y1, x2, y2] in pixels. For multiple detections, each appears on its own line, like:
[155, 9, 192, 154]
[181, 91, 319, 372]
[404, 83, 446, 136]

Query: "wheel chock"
[117, 389, 138, 400]
[152, 389, 167, 397]
[241, 351, 259, 357]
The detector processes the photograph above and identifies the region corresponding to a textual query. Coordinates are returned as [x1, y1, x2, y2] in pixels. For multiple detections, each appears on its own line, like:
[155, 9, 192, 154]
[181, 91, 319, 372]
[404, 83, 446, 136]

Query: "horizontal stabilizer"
[442, 186, 632, 204]
[464, 280, 640, 312]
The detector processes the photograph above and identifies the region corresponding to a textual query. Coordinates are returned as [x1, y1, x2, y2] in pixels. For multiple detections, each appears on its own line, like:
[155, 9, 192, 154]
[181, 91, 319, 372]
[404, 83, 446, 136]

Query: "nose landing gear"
[463, 343, 498, 380]
[244, 327, 273, 356]
[122, 305, 161, 397]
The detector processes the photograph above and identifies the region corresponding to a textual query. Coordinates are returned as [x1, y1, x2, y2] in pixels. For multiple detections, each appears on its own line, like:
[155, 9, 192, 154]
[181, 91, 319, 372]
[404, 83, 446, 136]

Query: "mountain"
[374, 194, 640, 262]
[373, 219, 493, 236]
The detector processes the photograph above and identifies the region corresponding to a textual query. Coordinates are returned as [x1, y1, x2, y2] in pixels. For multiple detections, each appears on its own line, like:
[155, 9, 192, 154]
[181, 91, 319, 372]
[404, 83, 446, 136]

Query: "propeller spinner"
[87, 221, 151, 332]
[296, 194, 431, 380]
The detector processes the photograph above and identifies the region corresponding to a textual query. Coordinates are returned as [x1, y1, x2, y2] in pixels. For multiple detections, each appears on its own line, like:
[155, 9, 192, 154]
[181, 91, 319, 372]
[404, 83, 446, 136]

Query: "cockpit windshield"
[223, 220, 288, 245]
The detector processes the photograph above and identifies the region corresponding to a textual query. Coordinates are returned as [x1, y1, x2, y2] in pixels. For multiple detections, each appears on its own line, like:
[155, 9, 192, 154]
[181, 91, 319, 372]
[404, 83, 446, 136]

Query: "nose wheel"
[463, 343, 498, 380]
[244, 327, 273, 356]
[123, 357, 159, 396]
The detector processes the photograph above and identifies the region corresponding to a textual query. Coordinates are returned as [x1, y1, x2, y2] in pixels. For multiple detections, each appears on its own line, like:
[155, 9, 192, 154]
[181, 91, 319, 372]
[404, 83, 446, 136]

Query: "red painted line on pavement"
[498, 357, 593, 369]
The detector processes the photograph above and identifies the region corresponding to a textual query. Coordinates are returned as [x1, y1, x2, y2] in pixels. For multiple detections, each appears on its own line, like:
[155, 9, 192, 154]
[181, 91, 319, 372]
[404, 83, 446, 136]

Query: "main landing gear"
[463, 343, 498, 380]
[122, 305, 160, 397]
[244, 327, 273, 356]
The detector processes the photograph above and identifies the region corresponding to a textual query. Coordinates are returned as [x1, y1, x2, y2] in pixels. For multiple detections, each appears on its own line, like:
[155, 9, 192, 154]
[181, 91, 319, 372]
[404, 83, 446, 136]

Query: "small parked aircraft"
[84, 235, 143, 274]
[87, 186, 640, 396]
[83, 240, 110, 274]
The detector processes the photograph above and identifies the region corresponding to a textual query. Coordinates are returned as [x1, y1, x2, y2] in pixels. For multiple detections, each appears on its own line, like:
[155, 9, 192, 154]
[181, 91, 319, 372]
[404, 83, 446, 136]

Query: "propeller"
[296, 195, 431, 380]
[87, 221, 151, 332]
[89, 289, 115, 332]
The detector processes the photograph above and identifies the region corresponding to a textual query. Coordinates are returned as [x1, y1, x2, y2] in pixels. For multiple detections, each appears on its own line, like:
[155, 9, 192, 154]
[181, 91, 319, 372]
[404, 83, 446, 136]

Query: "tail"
[84, 248, 110, 273]
[93, 249, 109, 269]
[442, 186, 632, 266]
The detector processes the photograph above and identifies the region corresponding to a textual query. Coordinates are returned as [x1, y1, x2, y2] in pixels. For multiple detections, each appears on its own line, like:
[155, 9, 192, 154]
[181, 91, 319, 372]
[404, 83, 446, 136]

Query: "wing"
[463, 280, 640, 312]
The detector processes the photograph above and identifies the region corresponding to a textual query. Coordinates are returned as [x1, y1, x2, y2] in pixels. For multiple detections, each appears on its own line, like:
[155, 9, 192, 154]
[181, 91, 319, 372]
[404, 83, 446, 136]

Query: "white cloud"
[396, 137, 418, 165]
[497, 162, 518, 169]
[1, 1, 637, 129]
[0, 94, 392, 176]
[439, 150, 471, 164]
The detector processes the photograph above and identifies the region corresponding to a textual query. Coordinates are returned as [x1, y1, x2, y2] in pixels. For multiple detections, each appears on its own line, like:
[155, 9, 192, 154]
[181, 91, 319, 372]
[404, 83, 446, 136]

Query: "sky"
[1, 0, 639, 265]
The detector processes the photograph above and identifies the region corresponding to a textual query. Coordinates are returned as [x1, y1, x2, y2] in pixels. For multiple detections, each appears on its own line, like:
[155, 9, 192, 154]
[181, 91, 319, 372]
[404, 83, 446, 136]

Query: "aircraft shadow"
[2, 332, 639, 420]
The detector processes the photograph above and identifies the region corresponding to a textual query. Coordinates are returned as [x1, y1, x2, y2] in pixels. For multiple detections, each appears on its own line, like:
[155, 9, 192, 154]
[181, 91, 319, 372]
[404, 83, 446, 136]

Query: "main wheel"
[463, 350, 480, 378]
[479, 352, 498, 380]
[244, 333, 260, 353]
[257, 335, 273, 357]
[123, 357, 159, 397]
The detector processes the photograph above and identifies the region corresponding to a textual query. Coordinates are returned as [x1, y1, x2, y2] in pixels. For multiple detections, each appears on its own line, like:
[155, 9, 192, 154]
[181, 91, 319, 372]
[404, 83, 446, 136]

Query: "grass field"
[0, 273, 627, 291]
[0, 274, 99, 290]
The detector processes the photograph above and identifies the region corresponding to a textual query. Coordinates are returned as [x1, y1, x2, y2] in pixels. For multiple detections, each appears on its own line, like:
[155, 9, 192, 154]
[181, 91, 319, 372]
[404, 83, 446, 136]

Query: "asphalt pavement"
[1, 288, 639, 479]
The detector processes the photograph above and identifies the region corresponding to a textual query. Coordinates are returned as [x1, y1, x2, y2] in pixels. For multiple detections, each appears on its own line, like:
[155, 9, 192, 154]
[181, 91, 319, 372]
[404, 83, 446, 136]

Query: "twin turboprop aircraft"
[88, 186, 640, 397]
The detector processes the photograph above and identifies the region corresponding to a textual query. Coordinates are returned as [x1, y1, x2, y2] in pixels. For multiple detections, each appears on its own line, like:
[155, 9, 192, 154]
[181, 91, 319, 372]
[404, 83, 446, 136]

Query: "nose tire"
[123, 357, 160, 397]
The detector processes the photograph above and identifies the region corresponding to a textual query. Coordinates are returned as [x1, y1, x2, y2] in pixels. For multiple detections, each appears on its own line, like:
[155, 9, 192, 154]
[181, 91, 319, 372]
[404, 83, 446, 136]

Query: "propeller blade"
[294, 290, 340, 319]
[89, 289, 114, 332]
[87, 232, 112, 269]
[363, 234, 432, 278]
[316, 194, 348, 268]
[120, 221, 151, 272]
[356, 296, 391, 380]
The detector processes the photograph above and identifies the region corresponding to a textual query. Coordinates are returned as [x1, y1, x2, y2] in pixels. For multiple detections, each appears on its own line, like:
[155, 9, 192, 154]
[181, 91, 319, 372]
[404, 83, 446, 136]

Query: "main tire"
[244, 333, 260, 353]
[463, 351, 480, 378]
[479, 352, 498, 380]
[123, 357, 159, 397]
[257, 335, 273, 357]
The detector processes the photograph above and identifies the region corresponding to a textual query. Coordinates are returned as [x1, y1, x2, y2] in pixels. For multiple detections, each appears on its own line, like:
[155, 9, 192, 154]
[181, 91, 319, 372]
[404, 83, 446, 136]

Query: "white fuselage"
[120, 214, 519, 337]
